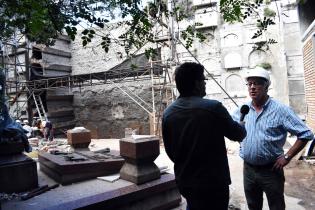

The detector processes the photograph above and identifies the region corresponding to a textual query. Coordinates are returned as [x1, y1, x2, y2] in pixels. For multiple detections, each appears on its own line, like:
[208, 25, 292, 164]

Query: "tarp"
[0, 68, 31, 152]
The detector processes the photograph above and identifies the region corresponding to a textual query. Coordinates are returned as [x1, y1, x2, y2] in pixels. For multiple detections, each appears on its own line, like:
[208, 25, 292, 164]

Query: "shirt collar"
[249, 96, 271, 110]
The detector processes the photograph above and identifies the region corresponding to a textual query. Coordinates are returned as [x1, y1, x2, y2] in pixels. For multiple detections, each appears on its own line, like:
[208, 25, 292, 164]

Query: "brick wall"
[303, 29, 315, 131]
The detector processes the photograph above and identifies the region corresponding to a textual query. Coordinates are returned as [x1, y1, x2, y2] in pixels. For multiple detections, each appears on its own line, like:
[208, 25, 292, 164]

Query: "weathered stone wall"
[72, 80, 157, 138]
[68, 1, 306, 135]
[282, 5, 307, 117]
[169, 1, 292, 111]
[70, 25, 161, 138]
[70, 25, 154, 75]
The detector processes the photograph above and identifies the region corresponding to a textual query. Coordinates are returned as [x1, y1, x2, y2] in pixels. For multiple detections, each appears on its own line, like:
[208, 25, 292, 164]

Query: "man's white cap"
[244, 66, 271, 86]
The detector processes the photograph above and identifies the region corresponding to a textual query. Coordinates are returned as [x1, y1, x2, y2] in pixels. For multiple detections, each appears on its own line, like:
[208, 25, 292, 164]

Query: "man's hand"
[272, 155, 290, 170]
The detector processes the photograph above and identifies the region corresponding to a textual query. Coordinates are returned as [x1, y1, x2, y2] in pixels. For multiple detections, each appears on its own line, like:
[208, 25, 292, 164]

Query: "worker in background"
[22, 120, 33, 138]
[35, 119, 41, 129]
[233, 66, 314, 210]
[43, 121, 54, 141]
[0, 68, 31, 152]
[32, 119, 43, 138]
[162, 62, 246, 210]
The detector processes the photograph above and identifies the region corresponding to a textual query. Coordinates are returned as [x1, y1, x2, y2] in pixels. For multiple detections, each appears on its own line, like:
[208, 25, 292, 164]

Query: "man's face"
[246, 77, 268, 100]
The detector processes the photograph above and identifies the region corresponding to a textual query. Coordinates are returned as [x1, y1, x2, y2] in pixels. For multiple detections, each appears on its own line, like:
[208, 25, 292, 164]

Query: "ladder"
[32, 92, 48, 121]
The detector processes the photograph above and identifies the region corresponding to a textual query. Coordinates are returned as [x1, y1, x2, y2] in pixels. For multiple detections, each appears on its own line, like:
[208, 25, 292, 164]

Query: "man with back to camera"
[233, 66, 314, 210]
[162, 62, 247, 210]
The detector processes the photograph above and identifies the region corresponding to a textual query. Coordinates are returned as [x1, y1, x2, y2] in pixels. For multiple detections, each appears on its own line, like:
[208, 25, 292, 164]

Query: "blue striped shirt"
[233, 97, 314, 165]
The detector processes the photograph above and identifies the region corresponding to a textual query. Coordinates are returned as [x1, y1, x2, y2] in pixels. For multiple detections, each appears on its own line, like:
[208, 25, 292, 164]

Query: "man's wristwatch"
[284, 154, 291, 161]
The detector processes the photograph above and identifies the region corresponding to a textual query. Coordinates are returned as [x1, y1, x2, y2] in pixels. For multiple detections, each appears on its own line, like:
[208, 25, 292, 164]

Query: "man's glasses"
[246, 81, 265, 87]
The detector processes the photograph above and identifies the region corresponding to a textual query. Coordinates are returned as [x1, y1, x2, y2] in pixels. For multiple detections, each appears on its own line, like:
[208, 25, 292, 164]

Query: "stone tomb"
[38, 149, 124, 185]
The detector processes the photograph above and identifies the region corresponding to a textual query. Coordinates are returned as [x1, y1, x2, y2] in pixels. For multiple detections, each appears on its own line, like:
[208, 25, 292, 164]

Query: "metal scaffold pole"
[150, 59, 156, 135]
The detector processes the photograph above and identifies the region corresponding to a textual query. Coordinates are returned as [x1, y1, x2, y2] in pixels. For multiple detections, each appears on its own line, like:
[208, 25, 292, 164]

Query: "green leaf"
[82, 29, 89, 35]
[82, 40, 87, 46]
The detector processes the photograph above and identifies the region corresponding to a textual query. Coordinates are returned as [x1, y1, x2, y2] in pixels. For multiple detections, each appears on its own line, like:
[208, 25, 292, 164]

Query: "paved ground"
[57, 138, 315, 210]
[155, 139, 314, 210]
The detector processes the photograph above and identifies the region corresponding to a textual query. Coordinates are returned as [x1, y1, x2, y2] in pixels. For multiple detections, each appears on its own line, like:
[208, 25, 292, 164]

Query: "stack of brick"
[302, 27, 315, 131]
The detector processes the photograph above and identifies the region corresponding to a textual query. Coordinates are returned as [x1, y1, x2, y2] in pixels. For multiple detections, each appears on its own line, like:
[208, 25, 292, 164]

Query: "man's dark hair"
[175, 62, 205, 97]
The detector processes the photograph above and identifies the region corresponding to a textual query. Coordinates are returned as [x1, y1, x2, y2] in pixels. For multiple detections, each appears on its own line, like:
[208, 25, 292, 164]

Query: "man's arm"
[161, 117, 174, 162]
[273, 139, 308, 170]
[286, 139, 308, 160]
[282, 106, 314, 141]
[273, 106, 314, 170]
[215, 102, 246, 142]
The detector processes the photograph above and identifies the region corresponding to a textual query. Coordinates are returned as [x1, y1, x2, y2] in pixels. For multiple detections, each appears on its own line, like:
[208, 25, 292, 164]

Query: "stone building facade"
[68, 0, 307, 138]
[3, 0, 309, 138]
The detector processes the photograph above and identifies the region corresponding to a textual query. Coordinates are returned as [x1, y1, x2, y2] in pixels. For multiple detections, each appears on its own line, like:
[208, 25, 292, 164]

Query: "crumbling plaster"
[71, 80, 162, 138]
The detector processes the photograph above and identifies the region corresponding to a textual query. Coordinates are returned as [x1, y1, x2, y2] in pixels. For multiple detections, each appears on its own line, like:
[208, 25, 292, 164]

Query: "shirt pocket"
[265, 121, 284, 140]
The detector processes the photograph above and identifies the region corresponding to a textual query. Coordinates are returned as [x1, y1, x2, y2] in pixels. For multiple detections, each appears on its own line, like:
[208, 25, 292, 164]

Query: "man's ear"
[189, 80, 198, 95]
[194, 80, 201, 90]
[194, 80, 204, 94]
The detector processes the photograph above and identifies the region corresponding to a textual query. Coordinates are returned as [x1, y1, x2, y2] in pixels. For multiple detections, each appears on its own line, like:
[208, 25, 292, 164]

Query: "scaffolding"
[0, 32, 175, 137]
[0, 0, 234, 137]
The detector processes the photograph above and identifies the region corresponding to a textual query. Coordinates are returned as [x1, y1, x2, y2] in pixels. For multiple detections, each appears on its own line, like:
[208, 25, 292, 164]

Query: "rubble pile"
[26, 138, 70, 158]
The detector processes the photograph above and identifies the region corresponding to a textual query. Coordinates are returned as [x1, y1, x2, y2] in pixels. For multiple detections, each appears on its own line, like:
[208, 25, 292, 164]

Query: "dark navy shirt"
[162, 96, 246, 190]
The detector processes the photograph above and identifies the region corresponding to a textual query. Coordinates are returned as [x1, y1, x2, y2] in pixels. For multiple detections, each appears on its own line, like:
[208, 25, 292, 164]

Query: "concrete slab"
[1, 172, 180, 210]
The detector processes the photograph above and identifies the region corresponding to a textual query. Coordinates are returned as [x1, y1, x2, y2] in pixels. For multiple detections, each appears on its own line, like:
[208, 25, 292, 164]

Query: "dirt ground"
[169, 152, 315, 210]
[285, 161, 315, 210]
[226, 140, 315, 210]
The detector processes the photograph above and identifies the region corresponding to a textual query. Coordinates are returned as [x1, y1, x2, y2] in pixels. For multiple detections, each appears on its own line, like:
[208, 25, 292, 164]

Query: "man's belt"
[244, 161, 275, 169]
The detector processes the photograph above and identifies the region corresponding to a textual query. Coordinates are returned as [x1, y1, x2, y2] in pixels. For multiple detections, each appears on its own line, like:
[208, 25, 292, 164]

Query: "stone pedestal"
[67, 127, 91, 148]
[119, 135, 160, 184]
[0, 154, 38, 193]
[0, 141, 24, 155]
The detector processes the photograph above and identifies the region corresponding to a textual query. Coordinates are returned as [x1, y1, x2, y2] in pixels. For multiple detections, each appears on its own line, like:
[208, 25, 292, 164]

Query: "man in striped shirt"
[233, 67, 314, 210]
